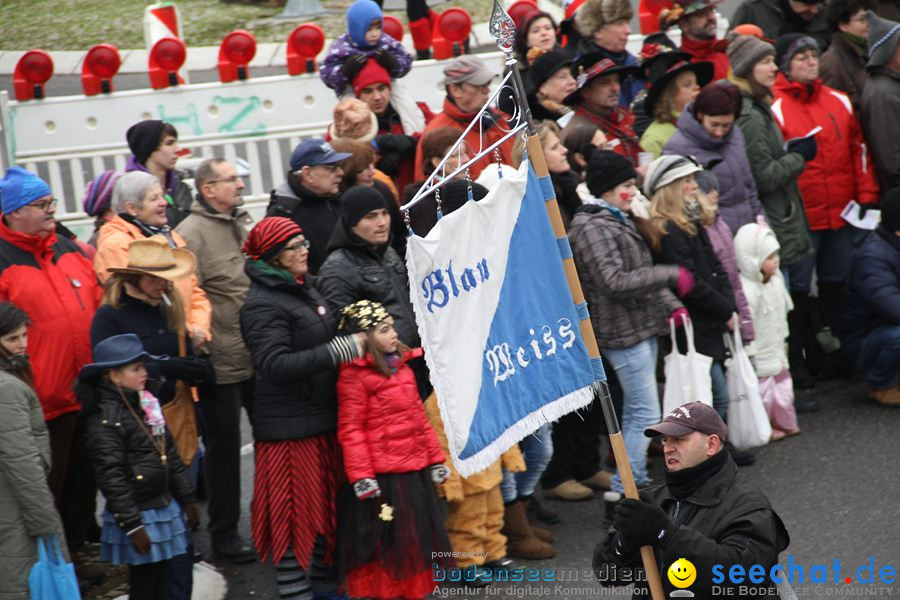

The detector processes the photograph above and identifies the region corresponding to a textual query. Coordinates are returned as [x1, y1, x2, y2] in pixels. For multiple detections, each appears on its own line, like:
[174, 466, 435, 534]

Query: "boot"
[523, 494, 561, 525]
[788, 292, 815, 389]
[867, 386, 900, 406]
[500, 500, 555, 559]
[409, 18, 433, 60]
[817, 281, 845, 339]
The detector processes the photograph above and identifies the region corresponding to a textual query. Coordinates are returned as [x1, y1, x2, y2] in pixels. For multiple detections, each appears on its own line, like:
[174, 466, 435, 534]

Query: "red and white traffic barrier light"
[383, 15, 404, 42]
[14, 50, 54, 101]
[433, 8, 472, 60]
[148, 37, 187, 90]
[286, 24, 325, 76]
[218, 30, 257, 83]
[82, 44, 121, 96]
[507, 0, 539, 28]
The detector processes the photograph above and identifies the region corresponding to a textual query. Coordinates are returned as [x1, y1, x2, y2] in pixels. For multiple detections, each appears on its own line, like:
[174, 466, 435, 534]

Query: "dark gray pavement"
[192, 376, 900, 599]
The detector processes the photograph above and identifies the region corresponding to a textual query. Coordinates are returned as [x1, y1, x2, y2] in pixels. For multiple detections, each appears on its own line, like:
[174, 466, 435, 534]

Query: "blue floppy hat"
[80, 333, 167, 380]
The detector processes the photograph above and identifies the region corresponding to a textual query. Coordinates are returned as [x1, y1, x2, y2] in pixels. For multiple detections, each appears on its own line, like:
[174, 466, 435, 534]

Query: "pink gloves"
[667, 307, 689, 327]
[675, 267, 694, 298]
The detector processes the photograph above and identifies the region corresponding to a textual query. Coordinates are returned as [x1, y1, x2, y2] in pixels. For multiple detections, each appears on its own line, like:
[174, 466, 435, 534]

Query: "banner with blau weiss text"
[406, 161, 596, 476]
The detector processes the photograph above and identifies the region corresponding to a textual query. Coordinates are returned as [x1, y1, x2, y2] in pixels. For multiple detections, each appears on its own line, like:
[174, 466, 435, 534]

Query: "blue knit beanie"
[0, 167, 52, 214]
[347, 0, 383, 48]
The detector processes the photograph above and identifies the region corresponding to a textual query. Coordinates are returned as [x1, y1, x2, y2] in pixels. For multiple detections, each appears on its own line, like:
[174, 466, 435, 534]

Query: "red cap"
[352, 58, 391, 98]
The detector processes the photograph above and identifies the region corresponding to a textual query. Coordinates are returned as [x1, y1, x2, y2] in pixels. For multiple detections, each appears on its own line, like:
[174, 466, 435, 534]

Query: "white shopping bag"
[724, 320, 772, 449]
[663, 315, 713, 415]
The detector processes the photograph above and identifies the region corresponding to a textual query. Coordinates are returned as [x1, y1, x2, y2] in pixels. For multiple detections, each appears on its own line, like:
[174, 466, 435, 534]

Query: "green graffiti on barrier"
[212, 95, 266, 134]
[157, 103, 202, 136]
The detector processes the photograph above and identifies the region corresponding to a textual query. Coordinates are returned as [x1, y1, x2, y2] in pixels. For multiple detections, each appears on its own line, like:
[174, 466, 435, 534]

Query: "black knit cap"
[126, 120, 167, 165]
[585, 150, 637, 198]
[774, 33, 819, 74]
[881, 187, 900, 232]
[525, 49, 574, 96]
[341, 185, 389, 230]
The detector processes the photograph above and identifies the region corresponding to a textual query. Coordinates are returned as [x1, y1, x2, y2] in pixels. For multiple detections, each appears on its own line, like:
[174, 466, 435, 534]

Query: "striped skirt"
[251, 433, 342, 568]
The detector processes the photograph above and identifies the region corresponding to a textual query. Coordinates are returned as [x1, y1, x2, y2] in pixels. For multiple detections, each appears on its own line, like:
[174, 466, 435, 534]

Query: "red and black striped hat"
[243, 216, 303, 262]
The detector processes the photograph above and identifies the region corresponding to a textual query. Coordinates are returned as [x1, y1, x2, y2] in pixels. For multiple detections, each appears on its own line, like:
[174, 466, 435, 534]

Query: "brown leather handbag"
[161, 329, 199, 466]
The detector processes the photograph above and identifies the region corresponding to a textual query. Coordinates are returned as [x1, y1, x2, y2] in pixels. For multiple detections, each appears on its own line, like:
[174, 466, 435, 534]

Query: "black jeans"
[46, 411, 96, 551]
[540, 358, 624, 489]
[129, 559, 170, 600]
[198, 379, 254, 543]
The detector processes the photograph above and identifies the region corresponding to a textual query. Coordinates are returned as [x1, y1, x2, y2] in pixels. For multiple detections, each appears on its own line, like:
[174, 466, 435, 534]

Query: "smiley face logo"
[668, 558, 696, 589]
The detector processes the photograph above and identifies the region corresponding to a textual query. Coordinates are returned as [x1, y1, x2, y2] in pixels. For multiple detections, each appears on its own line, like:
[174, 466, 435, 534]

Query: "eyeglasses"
[206, 175, 243, 185]
[29, 198, 58, 213]
[284, 239, 311, 252]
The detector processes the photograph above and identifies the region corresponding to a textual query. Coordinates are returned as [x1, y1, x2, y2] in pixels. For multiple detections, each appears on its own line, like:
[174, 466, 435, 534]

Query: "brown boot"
[501, 500, 555, 559]
[868, 386, 900, 406]
[530, 523, 555, 544]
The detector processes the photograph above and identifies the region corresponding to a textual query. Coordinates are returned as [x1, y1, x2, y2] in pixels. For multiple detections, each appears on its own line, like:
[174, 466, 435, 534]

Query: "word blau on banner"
[407, 161, 598, 476]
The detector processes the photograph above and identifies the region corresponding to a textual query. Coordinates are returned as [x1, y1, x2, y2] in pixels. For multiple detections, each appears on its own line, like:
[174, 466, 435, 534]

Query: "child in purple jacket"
[321, 0, 413, 96]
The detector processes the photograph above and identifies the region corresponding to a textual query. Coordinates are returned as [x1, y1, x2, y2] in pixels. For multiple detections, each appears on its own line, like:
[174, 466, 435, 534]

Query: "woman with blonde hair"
[644, 155, 737, 426]
[512, 120, 581, 228]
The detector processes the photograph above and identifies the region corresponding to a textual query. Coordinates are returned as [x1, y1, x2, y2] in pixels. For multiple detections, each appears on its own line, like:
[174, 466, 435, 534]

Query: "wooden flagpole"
[489, 3, 664, 598]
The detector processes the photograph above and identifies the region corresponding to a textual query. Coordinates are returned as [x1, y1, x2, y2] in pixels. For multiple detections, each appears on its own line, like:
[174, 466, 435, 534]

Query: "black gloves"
[374, 134, 417, 176]
[613, 493, 670, 548]
[786, 136, 817, 162]
[373, 48, 396, 72]
[341, 54, 368, 81]
[159, 357, 210, 385]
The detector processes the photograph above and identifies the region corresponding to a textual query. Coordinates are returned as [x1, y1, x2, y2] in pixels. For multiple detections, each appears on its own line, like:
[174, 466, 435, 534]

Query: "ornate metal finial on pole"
[489, 0, 535, 133]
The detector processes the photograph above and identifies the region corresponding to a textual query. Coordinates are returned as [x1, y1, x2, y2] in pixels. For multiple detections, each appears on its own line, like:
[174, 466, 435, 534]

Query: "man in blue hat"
[266, 139, 352, 275]
[0, 166, 103, 581]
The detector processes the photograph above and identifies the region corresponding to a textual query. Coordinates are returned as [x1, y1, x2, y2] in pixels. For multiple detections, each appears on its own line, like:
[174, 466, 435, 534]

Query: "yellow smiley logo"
[667, 558, 697, 588]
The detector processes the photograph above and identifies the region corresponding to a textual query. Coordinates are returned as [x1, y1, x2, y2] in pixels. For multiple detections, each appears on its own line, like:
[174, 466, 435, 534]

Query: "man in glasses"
[0, 166, 103, 583]
[175, 158, 257, 565]
[266, 138, 352, 275]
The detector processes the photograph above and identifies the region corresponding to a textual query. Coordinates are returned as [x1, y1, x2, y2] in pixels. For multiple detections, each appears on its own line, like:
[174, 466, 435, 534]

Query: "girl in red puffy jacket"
[335, 300, 454, 599]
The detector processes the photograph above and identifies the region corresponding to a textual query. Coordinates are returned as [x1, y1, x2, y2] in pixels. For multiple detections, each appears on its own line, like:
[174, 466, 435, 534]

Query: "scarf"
[664, 447, 728, 500]
[119, 213, 176, 247]
[573, 105, 642, 165]
[139, 389, 167, 436]
[839, 31, 868, 55]
[124, 281, 163, 307]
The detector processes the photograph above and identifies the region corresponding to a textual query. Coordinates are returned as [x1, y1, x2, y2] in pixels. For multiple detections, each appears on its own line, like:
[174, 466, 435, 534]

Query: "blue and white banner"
[407, 161, 599, 476]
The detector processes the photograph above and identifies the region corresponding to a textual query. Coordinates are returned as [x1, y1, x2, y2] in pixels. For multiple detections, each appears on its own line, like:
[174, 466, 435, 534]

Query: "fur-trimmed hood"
[574, 0, 634, 37]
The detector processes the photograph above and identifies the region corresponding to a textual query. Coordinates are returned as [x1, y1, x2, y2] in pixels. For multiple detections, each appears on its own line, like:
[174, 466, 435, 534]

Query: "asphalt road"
[185, 375, 900, 599]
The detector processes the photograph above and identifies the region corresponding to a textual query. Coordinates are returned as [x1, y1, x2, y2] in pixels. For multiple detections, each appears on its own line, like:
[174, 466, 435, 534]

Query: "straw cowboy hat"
[107, 235, 196, 281]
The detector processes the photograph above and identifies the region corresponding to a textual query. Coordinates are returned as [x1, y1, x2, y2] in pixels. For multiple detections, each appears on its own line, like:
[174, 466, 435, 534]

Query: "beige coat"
[175, 201, 254, 384]
[0, 371, 63, 599]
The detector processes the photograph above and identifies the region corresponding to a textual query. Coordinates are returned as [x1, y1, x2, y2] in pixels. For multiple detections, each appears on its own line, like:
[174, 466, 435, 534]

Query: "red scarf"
[680, 36, 731, 81]
[573, 106, 643, 166]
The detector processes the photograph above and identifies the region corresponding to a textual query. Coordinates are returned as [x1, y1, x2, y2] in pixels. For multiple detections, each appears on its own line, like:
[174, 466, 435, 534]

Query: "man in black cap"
[593, 401, 790, 598]
[731, 0, 830, 49]
[316, 186, 429, 396]
[125, 119, 194, 227]
[266, 138, 352, 275]
[861, 11, 900, 191]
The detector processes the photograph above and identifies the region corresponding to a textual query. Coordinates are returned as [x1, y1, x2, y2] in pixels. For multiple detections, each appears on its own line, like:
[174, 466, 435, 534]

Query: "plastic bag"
[663, 315, 713, 415]
[28, 535, 80, 599]
[724, 321, 772, 449]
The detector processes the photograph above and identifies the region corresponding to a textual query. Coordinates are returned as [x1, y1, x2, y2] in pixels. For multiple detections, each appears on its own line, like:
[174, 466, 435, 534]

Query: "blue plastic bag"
[28, 535, 81, 599]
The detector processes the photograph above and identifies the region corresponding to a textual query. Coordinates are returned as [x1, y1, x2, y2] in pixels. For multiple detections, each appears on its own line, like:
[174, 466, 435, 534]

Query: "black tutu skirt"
[336, 469, 455, 586]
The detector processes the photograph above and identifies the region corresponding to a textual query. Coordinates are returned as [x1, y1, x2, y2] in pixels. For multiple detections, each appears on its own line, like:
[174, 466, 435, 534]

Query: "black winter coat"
[240, 259, 340, 442]
[654, 220, 735, 360]
[317, 223, 419, 347]
[90, 293, 196, 404]
[266, 176, 342, 276]
[80, 381, 195, 532]
[594, 452, 789, 599]
[843, 227, 900, 355]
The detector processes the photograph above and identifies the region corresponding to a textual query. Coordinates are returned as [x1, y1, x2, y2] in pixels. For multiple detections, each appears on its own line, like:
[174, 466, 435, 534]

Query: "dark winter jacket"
[569, 205, 681, 348]
[337, 348, 444, 483]
[844, 226, 900, 354]
[551, 170, 583, 230]
[734, 90, 812, 267]
[266, 177, 342, 276]
[664, 106, 765, 234]
[90, 292, 197, 405]
[124, 156, 194, 228]
[594, 452, 789, 599]
[819, 33, 869, 114]
[860, 67, 900, 192]
[771, 74, 879, 230]
[240, 259, 341, 442]
[730, 0, 829, 49]
[0, 220, 100, 421]
[320, 34, 413, 95]
[80, 381, 196, 533]
[654, 220, 736, 360]
[317, 224, 419, 347]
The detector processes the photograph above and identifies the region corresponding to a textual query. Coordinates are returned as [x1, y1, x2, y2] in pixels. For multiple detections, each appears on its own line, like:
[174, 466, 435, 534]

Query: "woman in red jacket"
[335, 300, 453, 599]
